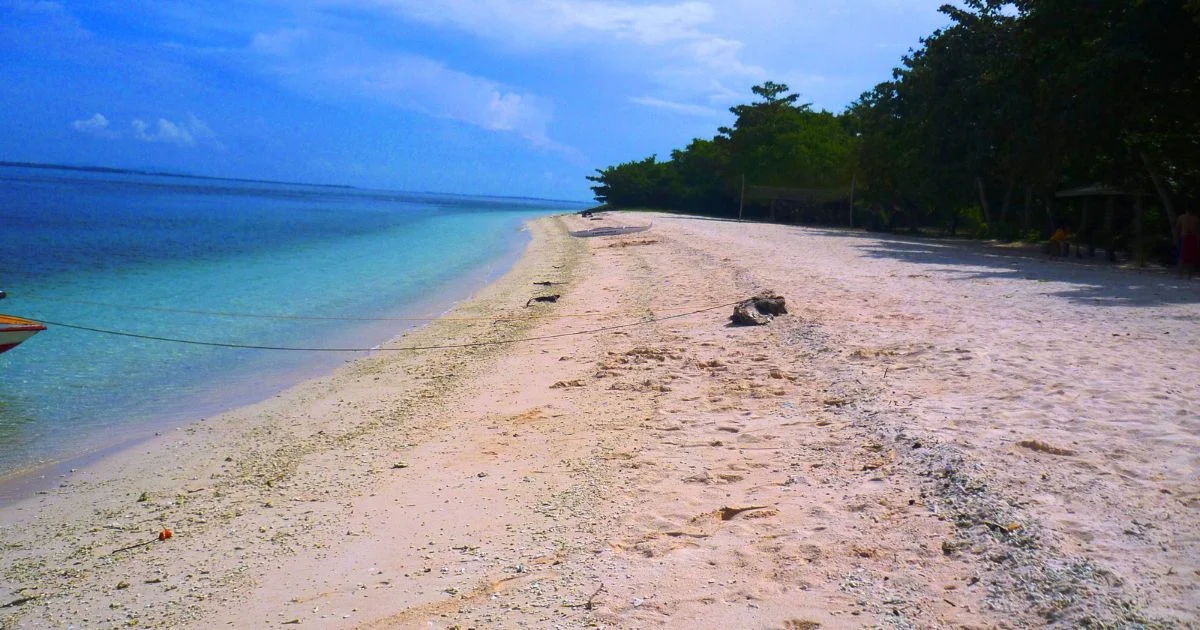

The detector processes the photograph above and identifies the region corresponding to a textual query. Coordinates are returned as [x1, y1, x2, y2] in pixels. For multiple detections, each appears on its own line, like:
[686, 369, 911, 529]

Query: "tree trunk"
[1104, 196, 1117, 262]
[1080, 197, 1094, 257]
[1022, 187, 1033, 232]
[1000, 181, 1014, 226]
[904, 202, 919, 234]
[848, 173, 856, 228]
[738, 174, 745, 221]
[1134, 194, 1146, 267]
[1141, 152, 1179, 243]
[975, 177, 992, 225]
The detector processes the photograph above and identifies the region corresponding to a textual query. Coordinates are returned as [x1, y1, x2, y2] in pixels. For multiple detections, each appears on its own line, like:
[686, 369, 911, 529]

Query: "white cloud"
[131, 114, 220, 148]
[361, 55, 547, 133]
[349, 54, 581, 158]
[71, 112, 118, 138]
[251, 27, 308, 55]
[5, 0, 90, 37]
[333, 0, 764, 79]
[276, 0, 770, 146]
[703, 79, 741, 104]
[249, 28, 582, 160]
[290, 0, 955, 113]
[227, 0, 950, 161]
[132, 118, 189, 145]
[71, 112, 223, 148]
[629, 96, 719, 117]
[354, 0, 709, 43]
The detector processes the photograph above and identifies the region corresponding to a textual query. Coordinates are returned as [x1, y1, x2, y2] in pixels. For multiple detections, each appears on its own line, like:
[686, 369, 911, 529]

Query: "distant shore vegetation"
[588, 1, 1200, 263]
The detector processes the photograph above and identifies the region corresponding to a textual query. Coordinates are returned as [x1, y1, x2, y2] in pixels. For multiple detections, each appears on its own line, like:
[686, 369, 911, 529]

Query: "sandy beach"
[1, 211, 1197, 628]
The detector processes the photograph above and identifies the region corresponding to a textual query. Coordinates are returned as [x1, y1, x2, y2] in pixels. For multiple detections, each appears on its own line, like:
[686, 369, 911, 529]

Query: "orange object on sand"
[158, 528, 173, 541]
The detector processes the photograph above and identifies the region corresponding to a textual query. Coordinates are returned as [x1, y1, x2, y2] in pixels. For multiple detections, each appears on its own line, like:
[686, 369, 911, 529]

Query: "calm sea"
[0, 164, 583, 476]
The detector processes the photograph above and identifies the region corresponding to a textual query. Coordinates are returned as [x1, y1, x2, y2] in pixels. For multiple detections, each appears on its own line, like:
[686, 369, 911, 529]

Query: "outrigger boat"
[0, 315, 45, 354]
[568, 222, 653, 238]
[0, 291, 46, 354]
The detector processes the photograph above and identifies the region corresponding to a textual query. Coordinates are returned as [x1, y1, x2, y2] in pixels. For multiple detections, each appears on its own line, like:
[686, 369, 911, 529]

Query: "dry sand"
[1, 212, 1197, 628]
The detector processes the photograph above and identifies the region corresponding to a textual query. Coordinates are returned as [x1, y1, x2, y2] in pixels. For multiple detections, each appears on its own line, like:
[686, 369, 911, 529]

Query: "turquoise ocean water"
[0, 164, 584, 476]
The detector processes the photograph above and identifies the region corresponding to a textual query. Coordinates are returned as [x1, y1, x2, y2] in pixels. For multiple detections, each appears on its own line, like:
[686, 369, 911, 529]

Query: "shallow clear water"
[0, 165, 583, 473]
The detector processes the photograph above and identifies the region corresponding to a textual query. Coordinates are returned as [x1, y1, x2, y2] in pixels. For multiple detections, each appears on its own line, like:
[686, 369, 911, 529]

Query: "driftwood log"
[730, 292, 788, 326]
[525, 294, 561, 306]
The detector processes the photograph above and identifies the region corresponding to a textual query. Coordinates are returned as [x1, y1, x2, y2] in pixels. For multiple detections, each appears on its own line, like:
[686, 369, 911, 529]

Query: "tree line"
[588, 0, 1200, 259]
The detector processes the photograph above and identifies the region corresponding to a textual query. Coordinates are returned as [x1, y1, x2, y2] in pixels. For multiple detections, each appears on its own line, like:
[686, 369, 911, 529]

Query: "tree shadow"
[851, 234, 1200, 307]
[654, 214, 753, 224]
[647, 214, 1200, 307]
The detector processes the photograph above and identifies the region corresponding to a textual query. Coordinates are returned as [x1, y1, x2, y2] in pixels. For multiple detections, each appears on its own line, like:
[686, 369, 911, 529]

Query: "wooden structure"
[1055, 185, 1150, 265]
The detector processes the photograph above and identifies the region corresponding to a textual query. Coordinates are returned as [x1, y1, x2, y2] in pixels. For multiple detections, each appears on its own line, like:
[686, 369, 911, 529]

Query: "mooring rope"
[30, 301, 742, 352]
[15, 294, 732, 322]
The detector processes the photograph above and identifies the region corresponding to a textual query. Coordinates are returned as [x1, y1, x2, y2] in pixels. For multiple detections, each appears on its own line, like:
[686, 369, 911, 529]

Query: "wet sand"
[1, 212, 1197, 628]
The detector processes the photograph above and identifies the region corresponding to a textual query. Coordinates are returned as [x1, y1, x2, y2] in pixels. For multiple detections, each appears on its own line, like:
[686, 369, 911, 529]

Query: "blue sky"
[0, 0, 953, 200]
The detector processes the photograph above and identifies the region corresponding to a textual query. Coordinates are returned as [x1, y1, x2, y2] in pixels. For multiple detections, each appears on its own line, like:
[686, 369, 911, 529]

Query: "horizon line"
[0, 160, 593, 206]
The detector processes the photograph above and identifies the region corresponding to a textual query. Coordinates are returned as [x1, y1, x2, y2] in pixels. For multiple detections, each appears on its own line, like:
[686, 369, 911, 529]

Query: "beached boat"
[0, 314, 46, 354]
[568, 223, 653, 238]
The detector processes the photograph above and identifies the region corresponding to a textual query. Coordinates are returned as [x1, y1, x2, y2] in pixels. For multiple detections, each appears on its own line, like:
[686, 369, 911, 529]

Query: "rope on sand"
[31, 301, 742, 352]
[15, 292, 710, 322]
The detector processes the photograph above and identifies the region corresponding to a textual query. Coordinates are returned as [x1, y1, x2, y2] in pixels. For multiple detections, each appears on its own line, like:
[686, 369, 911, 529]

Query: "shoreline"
[0, 213, 588, 627]
[0, 221, 537, 504]
[2, 211, 1196, 628]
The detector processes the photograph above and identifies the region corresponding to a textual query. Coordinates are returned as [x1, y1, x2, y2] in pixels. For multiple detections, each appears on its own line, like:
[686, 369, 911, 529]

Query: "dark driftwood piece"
[730, 292, 787, 326]
[717, 505, 771, 520]
[526, 295, 561, 306]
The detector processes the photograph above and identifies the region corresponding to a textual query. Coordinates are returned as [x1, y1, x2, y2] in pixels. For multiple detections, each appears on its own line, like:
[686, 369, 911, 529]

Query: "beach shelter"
[1055, 185, 1152, 265]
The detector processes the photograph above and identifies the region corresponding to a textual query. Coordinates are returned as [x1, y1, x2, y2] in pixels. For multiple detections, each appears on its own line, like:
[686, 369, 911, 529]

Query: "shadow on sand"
[650, 213, 1200, 308]
[840, 231, 1200, 308]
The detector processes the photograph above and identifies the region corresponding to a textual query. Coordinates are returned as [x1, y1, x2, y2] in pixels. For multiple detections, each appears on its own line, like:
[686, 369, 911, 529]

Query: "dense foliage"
[588, 82, 856, 220]
[589, 0, 1200, 252]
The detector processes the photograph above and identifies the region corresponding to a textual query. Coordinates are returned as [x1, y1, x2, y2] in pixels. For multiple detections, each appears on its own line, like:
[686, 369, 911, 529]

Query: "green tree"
[586, 156, 675, 208]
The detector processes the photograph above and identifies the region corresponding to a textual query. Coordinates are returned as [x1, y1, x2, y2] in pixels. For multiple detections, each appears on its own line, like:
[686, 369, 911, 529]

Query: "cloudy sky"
[0, 0, 952, 199]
